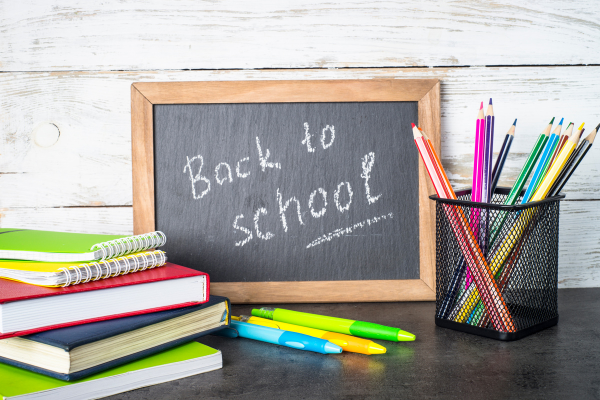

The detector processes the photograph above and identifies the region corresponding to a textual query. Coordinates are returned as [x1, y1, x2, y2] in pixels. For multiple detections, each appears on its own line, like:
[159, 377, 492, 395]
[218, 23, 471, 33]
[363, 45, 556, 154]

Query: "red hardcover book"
[0, 263, 209, 339]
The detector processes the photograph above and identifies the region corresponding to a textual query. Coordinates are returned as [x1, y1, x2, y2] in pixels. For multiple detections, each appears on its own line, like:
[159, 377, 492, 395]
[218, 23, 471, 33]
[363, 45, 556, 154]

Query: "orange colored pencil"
[412, 125, 515, 332]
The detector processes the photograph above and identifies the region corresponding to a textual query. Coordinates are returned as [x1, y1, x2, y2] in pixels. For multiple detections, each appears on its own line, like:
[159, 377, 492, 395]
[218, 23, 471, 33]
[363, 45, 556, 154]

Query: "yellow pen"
[233, 315, 386, 355]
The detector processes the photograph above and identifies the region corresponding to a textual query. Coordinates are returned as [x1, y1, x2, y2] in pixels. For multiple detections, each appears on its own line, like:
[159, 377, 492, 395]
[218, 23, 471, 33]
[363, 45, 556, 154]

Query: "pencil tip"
[559, 118, 564, 125]
[489, 98, 493, 105]
[480, 102, 483, 110]
[550, 117, 555, 124]
[578, 122, 585, 130]
[513, 119, 517, 126]
[411, 123, 416, 128]
[595, 123, 600, 131]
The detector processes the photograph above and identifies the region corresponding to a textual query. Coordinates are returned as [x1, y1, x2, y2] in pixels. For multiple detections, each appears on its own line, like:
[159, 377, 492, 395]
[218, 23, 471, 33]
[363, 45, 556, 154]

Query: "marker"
[236, 315, 387, 355]
[251, 307, 415, 342]
[230, 320, 342, 354]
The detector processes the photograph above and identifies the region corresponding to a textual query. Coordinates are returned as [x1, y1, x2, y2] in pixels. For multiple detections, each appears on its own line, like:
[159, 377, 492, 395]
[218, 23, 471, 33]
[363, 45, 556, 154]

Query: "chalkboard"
[131, 80, 440, 303]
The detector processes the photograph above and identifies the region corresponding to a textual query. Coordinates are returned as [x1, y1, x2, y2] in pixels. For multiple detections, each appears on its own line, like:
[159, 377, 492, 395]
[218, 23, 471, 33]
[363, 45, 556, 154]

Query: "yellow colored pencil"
[454, 128, 582, 321]
[532, 129, 581, 201]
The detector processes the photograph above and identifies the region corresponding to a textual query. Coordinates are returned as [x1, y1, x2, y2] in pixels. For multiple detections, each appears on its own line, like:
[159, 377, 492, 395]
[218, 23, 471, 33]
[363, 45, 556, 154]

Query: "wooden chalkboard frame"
[131, 79, 440, 303]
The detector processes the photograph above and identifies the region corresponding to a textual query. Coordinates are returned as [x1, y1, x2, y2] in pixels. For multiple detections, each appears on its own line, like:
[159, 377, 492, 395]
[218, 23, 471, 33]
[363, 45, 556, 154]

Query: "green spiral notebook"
[0, 342, 222, 400]
[0, 229, 166, 262]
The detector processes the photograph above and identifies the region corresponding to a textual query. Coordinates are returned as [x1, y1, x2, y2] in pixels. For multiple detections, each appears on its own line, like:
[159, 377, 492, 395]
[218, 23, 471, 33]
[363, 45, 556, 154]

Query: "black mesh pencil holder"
[430, 187, 564, 341]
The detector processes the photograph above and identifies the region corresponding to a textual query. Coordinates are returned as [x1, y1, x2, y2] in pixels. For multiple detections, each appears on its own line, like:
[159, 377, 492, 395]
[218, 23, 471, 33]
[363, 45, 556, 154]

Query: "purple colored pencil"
[481, 99, 495, 253]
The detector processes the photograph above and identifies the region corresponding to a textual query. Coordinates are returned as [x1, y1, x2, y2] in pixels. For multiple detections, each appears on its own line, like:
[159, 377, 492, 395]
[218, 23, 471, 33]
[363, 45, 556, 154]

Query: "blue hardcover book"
[0, 296, 230, 381]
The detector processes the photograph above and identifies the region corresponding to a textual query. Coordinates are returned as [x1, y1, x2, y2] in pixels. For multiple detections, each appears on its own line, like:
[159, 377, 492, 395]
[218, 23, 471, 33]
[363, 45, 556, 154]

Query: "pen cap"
[252, 308, 275, 319]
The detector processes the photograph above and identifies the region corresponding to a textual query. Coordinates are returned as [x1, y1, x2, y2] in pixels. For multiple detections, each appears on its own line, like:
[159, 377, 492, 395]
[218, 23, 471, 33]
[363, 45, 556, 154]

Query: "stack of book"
[0, 229, 229, 400]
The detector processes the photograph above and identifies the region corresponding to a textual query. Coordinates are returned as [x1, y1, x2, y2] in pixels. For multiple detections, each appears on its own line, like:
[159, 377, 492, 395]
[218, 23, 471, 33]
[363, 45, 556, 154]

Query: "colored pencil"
[450, 118, 552, 322]
[412, 125, 515, 332]
[521, 122, 561, 203]
[467, 103, 487, 282]
[456, 131, 579, 324]
[549, 123, 597, 196]
[418, 127, 456, 199]
[438, 116, 516, 318]
[546, 122, 584, 196]
[473, 102, 486, 203]
[531, 128, 581, 201]
[490, 119, 516, 193]
[546, 119, 570, 171]
[482, 99, 495, 203]
[472, 123, 596, 326]
[437, 104, 486, 318]
[456, 130, 580, 323]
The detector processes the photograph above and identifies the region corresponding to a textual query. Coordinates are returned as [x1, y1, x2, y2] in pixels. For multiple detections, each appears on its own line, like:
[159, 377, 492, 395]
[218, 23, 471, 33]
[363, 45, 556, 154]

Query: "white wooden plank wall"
[1, 1, 599, 288]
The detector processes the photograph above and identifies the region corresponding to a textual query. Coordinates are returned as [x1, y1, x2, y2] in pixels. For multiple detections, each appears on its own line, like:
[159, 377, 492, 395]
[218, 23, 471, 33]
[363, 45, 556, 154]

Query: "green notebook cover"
[0, 229, 125, 254]
[0, 342, 219, 399]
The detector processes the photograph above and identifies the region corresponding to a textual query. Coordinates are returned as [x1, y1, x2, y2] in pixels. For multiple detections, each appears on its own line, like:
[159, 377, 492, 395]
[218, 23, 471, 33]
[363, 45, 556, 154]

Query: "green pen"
[251, 307, 415, 342]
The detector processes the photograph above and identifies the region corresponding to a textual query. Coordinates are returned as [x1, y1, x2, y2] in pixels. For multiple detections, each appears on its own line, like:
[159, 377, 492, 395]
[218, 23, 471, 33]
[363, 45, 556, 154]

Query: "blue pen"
[230, 320, 342, 354]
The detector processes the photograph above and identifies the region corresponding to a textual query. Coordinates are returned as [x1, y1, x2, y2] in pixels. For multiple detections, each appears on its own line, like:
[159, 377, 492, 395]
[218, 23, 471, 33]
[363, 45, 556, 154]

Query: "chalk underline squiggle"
[305, 212, 394, 249]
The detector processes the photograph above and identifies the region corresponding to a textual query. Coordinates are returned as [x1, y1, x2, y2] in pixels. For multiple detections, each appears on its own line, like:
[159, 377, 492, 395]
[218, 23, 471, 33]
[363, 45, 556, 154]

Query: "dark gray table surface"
[111, 288, 600, 399]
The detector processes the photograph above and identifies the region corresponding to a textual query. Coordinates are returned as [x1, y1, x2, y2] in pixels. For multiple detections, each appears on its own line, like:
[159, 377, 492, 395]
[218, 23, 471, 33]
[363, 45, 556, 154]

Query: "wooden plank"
[559, 201, 600, 289]
[2, 1, 599, 71]
[0, 207, 133, 235]
[211, 279, 435, 303]
[131, 85, 155, 234]
[134, 79, 438, 104]
[2, 67, 599, 209]
[417, 82, 440, 291]
[0, 201, 598, 289]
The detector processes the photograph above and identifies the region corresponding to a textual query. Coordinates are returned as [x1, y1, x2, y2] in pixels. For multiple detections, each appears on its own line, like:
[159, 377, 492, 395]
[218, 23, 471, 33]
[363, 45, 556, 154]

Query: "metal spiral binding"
[59, 250, 167, 287]
[90, 231, 167, 261]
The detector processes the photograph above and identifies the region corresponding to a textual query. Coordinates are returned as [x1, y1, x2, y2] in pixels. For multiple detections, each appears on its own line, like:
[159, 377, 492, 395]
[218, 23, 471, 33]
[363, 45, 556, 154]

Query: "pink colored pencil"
[465, 102, 486, 286]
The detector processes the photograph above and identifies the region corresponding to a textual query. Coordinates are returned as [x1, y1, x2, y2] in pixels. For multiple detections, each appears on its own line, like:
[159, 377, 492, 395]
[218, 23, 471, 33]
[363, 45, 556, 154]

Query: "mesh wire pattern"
[431, 187, 563, 339]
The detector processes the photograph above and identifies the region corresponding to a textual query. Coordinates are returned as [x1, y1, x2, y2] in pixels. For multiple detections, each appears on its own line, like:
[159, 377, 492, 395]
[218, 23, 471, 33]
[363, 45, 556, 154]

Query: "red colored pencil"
[412, 124, 515, 332]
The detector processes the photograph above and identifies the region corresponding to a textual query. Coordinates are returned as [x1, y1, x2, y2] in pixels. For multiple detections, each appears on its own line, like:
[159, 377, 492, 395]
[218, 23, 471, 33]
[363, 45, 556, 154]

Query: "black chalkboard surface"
[131, 80, 440, 302]
[154, 102, 419, 282]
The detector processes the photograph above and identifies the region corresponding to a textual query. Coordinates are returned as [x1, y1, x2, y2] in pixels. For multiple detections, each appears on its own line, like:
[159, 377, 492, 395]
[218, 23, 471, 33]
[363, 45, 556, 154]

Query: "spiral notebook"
[0, 229, 166, 262]
[0, 250, 167, 287]
[0, 262, 208, 340]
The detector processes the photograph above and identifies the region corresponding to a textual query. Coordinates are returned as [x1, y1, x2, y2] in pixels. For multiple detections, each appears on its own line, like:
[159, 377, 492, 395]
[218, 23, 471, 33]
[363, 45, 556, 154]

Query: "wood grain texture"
[1, 67, 599, 288]
[211, 279, 435, 303]
[1, 1, 599, 71]
[417, 82, 440, 291]
[131, 85, 155, 235]
[133, 79, 438, 104]
[2, 67, 598, 209]
[0, 207, 133, 234]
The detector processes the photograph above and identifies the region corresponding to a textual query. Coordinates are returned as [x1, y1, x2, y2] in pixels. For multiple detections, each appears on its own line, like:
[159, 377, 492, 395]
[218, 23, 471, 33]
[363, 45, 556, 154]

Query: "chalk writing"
[321, 125, 335, 149]
[301, 123, 316, 153]
[183, 155, 210, 199]
[361, 152, 382, 204]
[236, 157, 250, 178]
[254, 208, 275, 240]
[308, 188, 327, 218]
[277, 189, 304, 232]
[256, 136, 281, 171]
[215, 162, 233, 185]
[306, 213, 394, 249]
[233, 214, 253, 247]
[334, 182, 353, 213]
